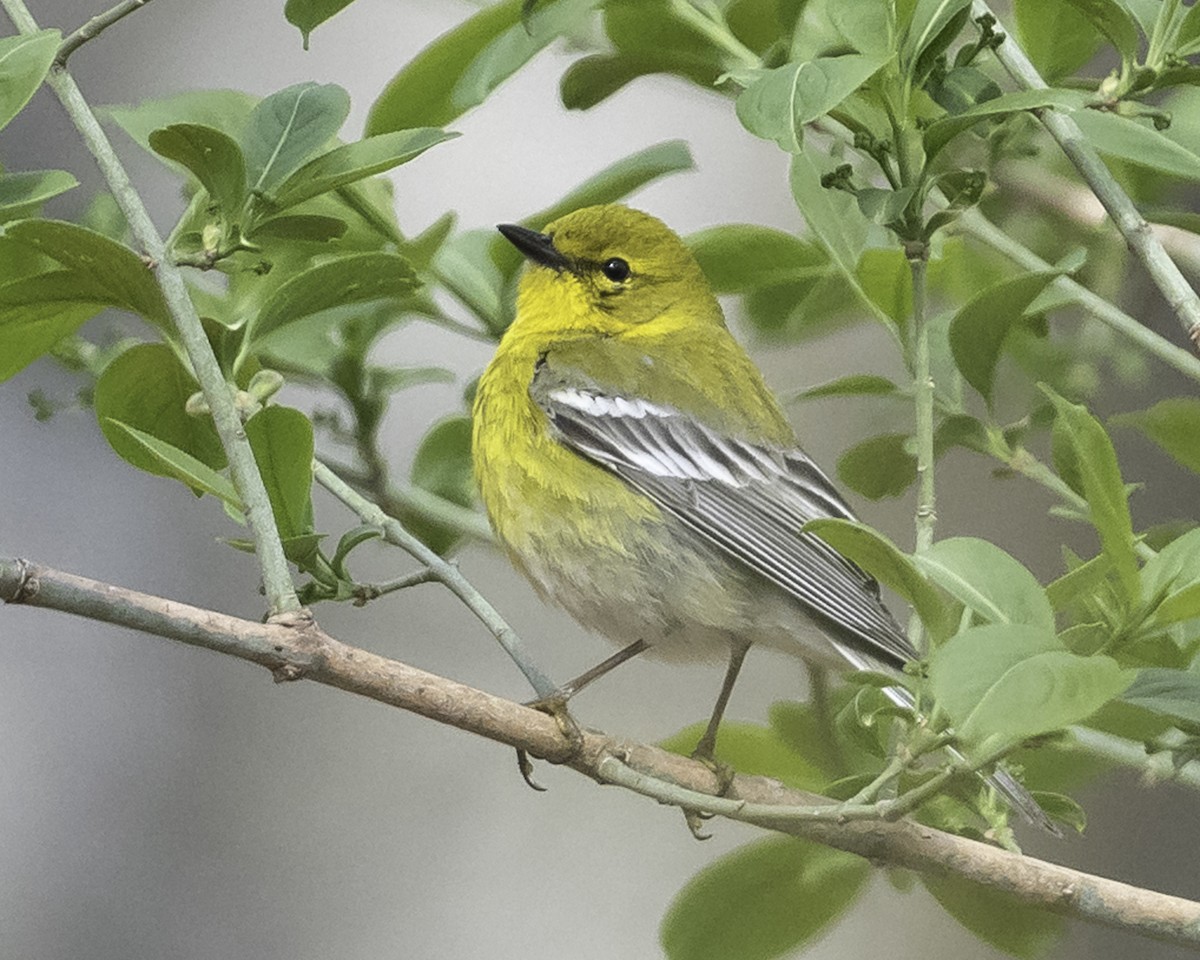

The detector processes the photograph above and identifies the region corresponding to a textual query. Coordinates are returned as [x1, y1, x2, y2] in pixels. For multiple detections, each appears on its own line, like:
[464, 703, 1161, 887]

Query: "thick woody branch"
[3, 555, 1199, 950]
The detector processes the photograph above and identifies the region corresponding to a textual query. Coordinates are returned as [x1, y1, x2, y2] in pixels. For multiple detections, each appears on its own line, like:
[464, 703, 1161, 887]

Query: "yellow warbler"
[472, 204, 1052, 832]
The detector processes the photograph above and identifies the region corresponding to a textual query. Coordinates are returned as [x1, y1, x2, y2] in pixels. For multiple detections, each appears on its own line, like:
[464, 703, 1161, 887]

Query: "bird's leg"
[692, 642, 750, 762]
[552, 638, 650, 703]
[517, 639, 649, 790]
[681, 642, 751, 839]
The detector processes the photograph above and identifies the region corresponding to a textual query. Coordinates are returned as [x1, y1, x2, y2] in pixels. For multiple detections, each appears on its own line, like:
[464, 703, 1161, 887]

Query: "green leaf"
[770, 698, 878, 780]
[0, 272, 106, 381]
[330, 524, 382, 577]
[4, 219, 171, 328]
[148, 123, 247, 220]
[949, 270, 1062, 404]
[1141, 527, 1200, 605]
[788, 152, 874, 320]
[855, 186, 915, 226]
[832, 0, 896, 58]
[247, 252, 418, 348]
[366, 0, 597, 134]
[857, 248, 913, 325]
[660, 836, 869, 960]
[243, 82, 350, 197]
[511, 140, 694, 249]
[804, 517, 952, 641]
[245, 406, 314, 539]
[405, 416, 476, 555]
[1045, 388, 1139, 605]
[244, 214, 348, 243]
[103, 421, 240, 506]
[1014, 0, 1105, 80]
[0, 169, 78, 214]
[916, 537, 1054, 630]
[284, 0, 357, 48]
[1072, 110, 1200, 181]
[928, 65, 1003, 115]
[794, 374, 899, 399]
[1058, 0, 1141, 59]
[687, 224, 823, 293]
[1123, 668, 1200, 726]
[659, 721, 825, 791]
[1177, 1, 1200, 56]
[0, 227, 168, 379]
[962, 651, 1134, 746]
[930, 624, 1133, 748]
[102, 88, 258, 150]
[931, 624, 1061, 722]
[1046, 552, 1112, 612]
[94, 343, 227, 483]
[735, 54, 886, 151]
[267, 128, 457, 213]
[836, 433, 917, 500]
[0, 30, 59, 132]
[933, 414, 990, 456]
[1031, 791, 1087, 833]
[923, 89, 1086, 158]
[1152, 582, 1200, 627]
[921, 874, 1064, 958]
[902, 0, 972, 65]
[1111, 398, 1200, 475]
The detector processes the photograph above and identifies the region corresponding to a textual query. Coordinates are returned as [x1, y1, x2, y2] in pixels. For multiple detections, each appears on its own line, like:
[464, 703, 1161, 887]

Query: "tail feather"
[880, 680, 1062, 836]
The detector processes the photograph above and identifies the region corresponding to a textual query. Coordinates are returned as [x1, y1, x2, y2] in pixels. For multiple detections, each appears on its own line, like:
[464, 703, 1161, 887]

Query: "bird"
[471, 203, 1054, 833]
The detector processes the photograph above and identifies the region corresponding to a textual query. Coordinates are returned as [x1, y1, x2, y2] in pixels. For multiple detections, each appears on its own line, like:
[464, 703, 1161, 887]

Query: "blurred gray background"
[1, 1, 1197, 958]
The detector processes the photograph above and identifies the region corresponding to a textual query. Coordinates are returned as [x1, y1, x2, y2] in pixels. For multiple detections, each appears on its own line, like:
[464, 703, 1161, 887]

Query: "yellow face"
[502, 204, 720, 334]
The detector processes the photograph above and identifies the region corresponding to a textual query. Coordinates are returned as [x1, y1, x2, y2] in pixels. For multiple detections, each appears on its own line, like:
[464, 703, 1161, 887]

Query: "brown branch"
[3, 555, 1200, 950]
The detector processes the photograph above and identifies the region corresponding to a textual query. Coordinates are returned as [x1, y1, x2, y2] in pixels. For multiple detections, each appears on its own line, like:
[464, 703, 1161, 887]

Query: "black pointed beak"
[497, 223, 571, 271]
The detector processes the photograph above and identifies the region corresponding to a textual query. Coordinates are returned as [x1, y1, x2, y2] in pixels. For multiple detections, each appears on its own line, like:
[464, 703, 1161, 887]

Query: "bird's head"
[497, 205, 722, 336]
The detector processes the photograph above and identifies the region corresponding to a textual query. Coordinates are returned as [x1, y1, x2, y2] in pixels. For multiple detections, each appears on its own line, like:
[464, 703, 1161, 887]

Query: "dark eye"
[601, 257, 631, 282]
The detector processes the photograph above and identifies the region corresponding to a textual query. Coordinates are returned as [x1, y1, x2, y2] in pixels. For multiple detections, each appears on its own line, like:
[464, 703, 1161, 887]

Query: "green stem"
[380, 483, 495, 543]
[2, 0, 301, 616]
[957, 209, 1200, 384]
[312, 461, 556, 698]
[978, 0, 1200, 348]
[354, 568, 437, 604]
[1145, 0, 1181, 70]
[1070, 725, 1200, 791]
[667, 0, 760, 70]
[907, 250, 935, 654]
[909, 251, 935, 558]
[54, 0, 153, 66]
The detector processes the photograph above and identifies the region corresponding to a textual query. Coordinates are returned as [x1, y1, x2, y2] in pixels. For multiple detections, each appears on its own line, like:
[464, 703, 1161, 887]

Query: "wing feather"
[538, 376, 916, 668]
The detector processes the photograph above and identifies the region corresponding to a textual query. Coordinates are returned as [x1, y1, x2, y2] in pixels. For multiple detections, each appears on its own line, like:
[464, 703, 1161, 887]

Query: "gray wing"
[534, 377, 916, 669]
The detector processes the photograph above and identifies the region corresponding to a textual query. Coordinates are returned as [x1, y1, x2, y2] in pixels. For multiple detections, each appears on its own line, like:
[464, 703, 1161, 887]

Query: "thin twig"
[312, 460, 556, 698]
[1, 0, 302, 617]
[353, 568, 437, 604]
[54, 0, 154, 67]
[5, 554, 1198, 948]
[957, 208, 1200, 384]
[978, 0, 1200, 349]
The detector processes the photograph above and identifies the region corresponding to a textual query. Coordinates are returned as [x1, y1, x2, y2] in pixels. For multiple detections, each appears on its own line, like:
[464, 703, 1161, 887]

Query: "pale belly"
[506, 509, 853, 670]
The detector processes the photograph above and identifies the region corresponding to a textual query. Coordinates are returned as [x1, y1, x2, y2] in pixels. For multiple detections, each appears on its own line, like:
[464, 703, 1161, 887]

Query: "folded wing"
[534, 376, 916, 670]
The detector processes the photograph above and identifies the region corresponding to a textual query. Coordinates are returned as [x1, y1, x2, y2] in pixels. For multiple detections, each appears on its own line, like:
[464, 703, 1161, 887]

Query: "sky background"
[1, 1, 1198, 958]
